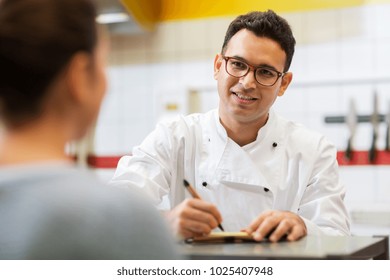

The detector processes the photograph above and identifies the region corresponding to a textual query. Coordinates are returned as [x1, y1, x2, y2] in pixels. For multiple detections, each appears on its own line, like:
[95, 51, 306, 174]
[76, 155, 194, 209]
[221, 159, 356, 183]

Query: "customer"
[0, 0, 177, 259]
[110, 10, 350, 242]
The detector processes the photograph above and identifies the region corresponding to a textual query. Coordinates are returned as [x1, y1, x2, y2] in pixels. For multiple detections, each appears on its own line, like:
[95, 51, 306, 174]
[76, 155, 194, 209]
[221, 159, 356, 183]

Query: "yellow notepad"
[186, 232, 256, 243]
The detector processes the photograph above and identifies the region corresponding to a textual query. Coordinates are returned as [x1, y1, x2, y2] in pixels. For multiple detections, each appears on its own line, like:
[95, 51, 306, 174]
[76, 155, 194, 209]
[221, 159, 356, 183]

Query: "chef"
[111, 10, 350, 242]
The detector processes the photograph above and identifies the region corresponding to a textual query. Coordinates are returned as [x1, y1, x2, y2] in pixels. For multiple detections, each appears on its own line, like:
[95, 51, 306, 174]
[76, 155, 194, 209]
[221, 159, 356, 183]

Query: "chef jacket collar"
[214, 108, 275, 146]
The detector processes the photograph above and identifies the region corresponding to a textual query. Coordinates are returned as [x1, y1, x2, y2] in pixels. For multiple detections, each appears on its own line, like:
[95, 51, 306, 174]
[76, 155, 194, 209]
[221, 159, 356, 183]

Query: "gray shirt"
[0, 162, 179, 259]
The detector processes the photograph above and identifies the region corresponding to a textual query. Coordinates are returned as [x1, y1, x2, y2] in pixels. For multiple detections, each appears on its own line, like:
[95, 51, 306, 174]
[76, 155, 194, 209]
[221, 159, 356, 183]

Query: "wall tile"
[289, 46, 308, 83]
[376, 166, 390, 203]
[207, 17, 233, 54]
[177, 19, 208, 55]
[306, 43, 341, 81]
[273, 87, 307, 118]
[94, 124, 122, 154]
[374, 40, 390, 75]
[340, 41, 375, 80]
[150, 22, 178, 55]
[108, 34, 150, 65]
[119, 65, 150, 87]
[121, 120, 156, 151]
[150, 62, 180, 87]
[177, 60, 215, 87]
[340, 6, 366, 42]
[301, 9, 341, 44]
[372, 4, 390, 40]
[97, 88, 121, 126]
[307, 86, 342, 114]
[283, 12, 305, 45]
[339, 166, 377, 208]
[119, 85, 152, 122]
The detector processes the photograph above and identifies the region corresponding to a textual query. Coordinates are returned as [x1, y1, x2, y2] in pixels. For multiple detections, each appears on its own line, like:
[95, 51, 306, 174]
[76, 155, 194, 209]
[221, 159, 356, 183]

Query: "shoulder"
[274, 113, 336, 155]
[12, 166, 157, 223]
[27, 167, 178, 259]
[49, 168, 156, 214]
[149, 110, 216, 142]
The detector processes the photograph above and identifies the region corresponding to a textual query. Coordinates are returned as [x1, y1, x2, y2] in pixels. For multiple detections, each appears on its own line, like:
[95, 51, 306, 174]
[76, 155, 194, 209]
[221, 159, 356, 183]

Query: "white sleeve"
[298, 137, 351, 236]
[109, 122, 175, 209]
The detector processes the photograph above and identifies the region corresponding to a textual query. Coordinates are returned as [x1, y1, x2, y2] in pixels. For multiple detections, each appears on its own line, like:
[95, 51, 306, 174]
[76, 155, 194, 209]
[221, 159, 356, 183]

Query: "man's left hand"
[244, 210, 307, 242]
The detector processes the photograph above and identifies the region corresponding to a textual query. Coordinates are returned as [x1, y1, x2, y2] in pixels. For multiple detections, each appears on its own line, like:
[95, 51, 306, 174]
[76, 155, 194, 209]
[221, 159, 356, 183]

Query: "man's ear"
[65, 52, 92, 104]
[277, 72, 293, 97]
[213, 54, 223, 80]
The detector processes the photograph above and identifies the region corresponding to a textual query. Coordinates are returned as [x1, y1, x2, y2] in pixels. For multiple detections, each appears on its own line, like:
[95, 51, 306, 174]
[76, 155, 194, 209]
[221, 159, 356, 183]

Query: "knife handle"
[369, 132, 377, 163]
[345, 137, 353, 160]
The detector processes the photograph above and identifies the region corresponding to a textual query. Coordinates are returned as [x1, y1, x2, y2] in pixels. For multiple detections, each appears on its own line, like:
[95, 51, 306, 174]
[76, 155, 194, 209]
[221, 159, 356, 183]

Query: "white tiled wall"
[94, 4, 390, 233]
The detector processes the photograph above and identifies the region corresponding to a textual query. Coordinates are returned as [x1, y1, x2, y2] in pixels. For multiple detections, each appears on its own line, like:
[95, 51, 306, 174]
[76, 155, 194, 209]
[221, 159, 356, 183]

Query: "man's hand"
[244, 210, 307, 242]
[163, 198, 223, 239]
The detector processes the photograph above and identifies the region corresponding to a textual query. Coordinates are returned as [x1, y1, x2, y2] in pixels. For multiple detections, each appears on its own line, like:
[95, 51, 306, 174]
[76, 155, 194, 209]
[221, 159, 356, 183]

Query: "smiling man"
[111, 10, 350, 242]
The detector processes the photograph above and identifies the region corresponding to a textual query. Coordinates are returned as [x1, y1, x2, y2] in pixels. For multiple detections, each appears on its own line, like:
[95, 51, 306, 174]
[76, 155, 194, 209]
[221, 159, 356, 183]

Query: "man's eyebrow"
[230, 55, 279, 71]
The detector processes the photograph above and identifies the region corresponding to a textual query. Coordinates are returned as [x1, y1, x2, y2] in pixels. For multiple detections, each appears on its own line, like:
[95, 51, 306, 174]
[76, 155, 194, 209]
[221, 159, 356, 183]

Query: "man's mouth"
[232, 92, 257, 101]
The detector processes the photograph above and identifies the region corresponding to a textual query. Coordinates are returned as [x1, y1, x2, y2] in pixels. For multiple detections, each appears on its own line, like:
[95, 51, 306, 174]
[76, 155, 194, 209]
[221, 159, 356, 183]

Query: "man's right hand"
[163, 198, 223, 239]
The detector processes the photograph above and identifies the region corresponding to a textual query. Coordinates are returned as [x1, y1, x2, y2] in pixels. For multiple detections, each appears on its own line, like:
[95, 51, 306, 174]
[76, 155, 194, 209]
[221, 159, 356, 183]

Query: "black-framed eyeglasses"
[222, 55, 286, 87]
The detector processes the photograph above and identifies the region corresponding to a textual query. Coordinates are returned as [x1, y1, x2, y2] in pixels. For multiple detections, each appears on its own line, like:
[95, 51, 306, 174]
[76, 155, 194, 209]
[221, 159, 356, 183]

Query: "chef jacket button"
[264, 187, 269, 192]
[272, 142, 277, 147]
[202, 182, 208, 187]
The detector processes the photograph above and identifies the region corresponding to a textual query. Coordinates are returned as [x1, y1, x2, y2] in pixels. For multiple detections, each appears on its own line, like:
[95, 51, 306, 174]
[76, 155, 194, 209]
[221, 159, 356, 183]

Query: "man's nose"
[239, 69, 257, 89]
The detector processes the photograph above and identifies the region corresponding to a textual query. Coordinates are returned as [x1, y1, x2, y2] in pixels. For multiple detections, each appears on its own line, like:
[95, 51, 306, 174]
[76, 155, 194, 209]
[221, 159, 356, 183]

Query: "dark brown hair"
[221, 10, 296, 72]
[0, 0, 97, 127]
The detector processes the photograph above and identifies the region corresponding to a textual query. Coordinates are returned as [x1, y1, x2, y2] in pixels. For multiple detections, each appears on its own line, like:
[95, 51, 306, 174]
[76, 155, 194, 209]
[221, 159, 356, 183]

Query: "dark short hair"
[221, 10, 296, 72]
[0, 0, 97, 127]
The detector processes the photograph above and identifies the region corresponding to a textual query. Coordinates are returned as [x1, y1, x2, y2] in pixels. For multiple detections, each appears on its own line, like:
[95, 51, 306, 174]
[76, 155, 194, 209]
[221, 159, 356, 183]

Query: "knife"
[369, 91, 379, 163]
[345, 98, 357, 161]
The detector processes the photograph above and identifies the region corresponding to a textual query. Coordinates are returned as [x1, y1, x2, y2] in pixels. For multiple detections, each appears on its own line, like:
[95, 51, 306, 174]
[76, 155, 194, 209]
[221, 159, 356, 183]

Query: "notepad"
[186, 232, 257, 243]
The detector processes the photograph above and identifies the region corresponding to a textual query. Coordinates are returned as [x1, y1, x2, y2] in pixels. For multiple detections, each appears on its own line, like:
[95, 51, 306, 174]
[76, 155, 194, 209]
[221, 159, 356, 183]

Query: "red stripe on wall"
[87, 155, 123, 168]
[337, 150, 390, 166]
[86, 151, 390, 169]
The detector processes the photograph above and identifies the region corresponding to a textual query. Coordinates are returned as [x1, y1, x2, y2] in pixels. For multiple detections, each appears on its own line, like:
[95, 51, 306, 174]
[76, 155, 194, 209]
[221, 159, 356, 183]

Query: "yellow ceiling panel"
[120, 0, 160, 31]
[158, 0, 364, 20]
[121, 0, 389, 31]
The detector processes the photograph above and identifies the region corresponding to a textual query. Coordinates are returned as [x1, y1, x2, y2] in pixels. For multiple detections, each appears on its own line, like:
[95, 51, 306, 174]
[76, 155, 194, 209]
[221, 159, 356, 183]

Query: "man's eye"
[257, 68, 276, 77]
[230, 60, 247, 70]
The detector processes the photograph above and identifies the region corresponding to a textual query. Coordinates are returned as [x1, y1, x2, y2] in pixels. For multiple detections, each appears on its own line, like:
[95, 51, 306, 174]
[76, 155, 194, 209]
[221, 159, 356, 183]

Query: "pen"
[183, 179, 225, 231]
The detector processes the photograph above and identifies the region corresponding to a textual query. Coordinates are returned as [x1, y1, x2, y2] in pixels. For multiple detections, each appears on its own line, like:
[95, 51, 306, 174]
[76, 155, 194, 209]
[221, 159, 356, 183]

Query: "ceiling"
[95, 0, 386, 34]
[107, 0, 368, 33]
[95, 0, 125, 13]
[95, 0, 146, 34]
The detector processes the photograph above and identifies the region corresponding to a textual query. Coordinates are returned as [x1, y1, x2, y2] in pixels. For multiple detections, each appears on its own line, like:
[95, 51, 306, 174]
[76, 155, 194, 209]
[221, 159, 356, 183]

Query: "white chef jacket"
[111, 109, 350, 236]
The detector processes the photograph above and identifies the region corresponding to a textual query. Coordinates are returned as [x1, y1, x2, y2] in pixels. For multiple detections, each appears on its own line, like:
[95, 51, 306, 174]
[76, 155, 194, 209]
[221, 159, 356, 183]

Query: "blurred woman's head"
[0, 0, 107, 139]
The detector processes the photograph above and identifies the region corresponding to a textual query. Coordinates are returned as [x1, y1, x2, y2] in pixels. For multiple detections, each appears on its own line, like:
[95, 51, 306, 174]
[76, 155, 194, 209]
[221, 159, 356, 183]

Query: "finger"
[252, 215, 280, 241]
[181, 218, 214, 235]
[188, 199, 223, 224]
[244, 211, 273, 234]
[185, 207, 220, 230]
[286, 224, 306, 241]
[267, 219, 291, 242]
[178, 199, 221, 232]
[176, 220, 212, 239]
[180, 229, 195, 239]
